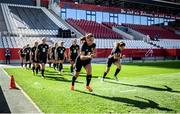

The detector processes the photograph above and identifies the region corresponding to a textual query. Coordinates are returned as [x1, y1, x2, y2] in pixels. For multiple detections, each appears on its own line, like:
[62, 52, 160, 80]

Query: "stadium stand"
[1, 3, 71, 37]
[66, 19, 122, 39]
[102, 22, 120, 29]
[150, 39, 180, 49]
[122, 23, 180, 40]
[0, 5, 7, 32]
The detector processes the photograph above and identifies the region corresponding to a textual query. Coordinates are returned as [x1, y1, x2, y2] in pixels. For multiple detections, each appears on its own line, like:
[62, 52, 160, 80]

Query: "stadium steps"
[0, 5, 7, 32]
[1, 3, 12, 33]
[49, 9, 83, 38]
[41, 7, 68, 30]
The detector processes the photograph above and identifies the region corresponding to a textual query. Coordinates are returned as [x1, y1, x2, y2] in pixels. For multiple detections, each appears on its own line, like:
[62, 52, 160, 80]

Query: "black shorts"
[70, 55, 78, 62]
[75, 57, 91, 72]
[58, 55, 64, 61]
[32, 56, 39, 63]
[39, 56, 47, 64]
[107, 58, 118, 68]
[21, 54, 25, 58]
[25, 55, 30, 62]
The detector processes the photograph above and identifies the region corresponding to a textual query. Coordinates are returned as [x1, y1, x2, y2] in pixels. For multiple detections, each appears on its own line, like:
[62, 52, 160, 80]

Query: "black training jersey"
[24, 47, 31, 55]
[56, 46, 66, 56]
[81, 42, 96, 56]
[109, 47, 121, 59]
[31, 46, 37, 56]
[38, 44, 49, 57]
[70, 45, 80, 56]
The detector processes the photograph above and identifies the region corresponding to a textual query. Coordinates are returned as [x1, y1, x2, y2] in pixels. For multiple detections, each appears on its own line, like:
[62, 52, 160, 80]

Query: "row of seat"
[1, 3, 70, 36]
[66, 19, 122, 39]
[0, 36, 161, 49]
[150, 40, 180, 49]
[122, 23, 180, 39]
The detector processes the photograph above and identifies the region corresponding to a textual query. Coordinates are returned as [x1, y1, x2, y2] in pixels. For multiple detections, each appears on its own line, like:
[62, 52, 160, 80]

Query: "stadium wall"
[0, 48, 180, 62]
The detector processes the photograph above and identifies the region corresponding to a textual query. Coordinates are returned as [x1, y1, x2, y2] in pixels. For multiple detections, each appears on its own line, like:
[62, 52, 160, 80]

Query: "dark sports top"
[20, 49, 25, 55]
[56, 46, 66, 56]
[51, 47, 56, 56]
[24, 47, 31, 55]
[70, 44, 80, 56]
[38, 44, 49, 56]
[81, 42, 96, 56]
[109, 47, 121, 59]
[31, 46, 37, 56]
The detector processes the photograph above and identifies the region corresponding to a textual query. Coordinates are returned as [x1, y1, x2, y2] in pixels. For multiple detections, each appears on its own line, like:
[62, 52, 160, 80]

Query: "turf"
[4, 61, 180, 113]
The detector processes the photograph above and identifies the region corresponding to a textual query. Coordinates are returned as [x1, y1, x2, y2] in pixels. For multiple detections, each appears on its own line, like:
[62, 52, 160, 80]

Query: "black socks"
[72, 76, 77, 86]
[86, 75, 92, 86]
[53, 63, 56, 69]
[114, 68, 121, 77]
[70, 66, 73, 73]
[59, 63, 62, 71]
[32, 66, 35, 73]
[103, 72, 107, 78]
[41, 69, 45, 77]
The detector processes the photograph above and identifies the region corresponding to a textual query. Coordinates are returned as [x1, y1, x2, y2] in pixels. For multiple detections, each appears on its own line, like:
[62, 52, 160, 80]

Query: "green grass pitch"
[4, 61, 180, 113]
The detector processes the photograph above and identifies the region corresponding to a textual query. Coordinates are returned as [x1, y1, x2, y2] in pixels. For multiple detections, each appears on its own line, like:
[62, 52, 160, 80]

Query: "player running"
[52, 43, 58, 70]
[18, 46, 26, 67]
[71, 33, 96, 92]
[55, 41, 66, 74]
[35, 38, 49, 78]
[24, 44, 32, 69]
[48, 46, 54, 68]
[101, 41, 126, 81]
[69, 39, 80, 75]
[31, 41, 40, 75]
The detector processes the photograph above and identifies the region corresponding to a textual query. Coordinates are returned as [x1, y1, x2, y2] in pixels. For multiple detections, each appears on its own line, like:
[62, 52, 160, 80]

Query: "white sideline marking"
[119, 89, 137, 93]
[2, 68, 43, 113]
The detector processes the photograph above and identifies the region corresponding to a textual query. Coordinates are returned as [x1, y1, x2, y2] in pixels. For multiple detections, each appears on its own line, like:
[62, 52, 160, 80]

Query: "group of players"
[18, 33, 126, 92]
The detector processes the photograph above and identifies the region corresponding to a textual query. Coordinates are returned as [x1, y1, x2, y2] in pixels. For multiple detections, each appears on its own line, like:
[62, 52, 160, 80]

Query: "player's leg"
[101, 59, 112, 81]
[41, 63, 45, 78]
[84, 64, 93, 92]
[25, 56, 28, 68]
[70, 60, 74, 74]
[71, 60, 82, 91]
[32, 62, 36, 75]
[114, 61, 121, 81]
[35, 63, 40, 74]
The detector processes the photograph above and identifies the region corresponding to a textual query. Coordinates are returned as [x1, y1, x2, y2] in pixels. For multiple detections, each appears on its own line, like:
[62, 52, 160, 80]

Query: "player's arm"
[68, 48, 71, 60]
[91, 47, 96, 58]
[113, 53, 121, 59]
[18, 49, 21, 57]
[77, 46, 80, 55]
[55, 49, 58, 60]
[35, 47, 38, 61]
[30, 49, 32, 62]
[80, 51, 92, 60]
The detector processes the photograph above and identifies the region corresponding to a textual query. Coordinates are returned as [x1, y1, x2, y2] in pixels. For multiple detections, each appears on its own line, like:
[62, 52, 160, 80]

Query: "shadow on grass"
[43, 75, 84, 84]
[106, 81, 180, 94]
[124, 61, 180, 69]
[75, 90, 174, 112]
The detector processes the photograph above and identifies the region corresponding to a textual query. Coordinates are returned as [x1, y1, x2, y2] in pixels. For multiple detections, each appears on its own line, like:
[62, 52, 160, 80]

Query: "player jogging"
[69, 39, 80, 75]
[35, 38, 49, 78]
[24, 44, 32, 69]
[101, 41, 126, 81]
[31, 41, 40, 75]
[18, 46, 26, 67]
[71, 33, 96, 92]
[55, 41, 66, 74]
